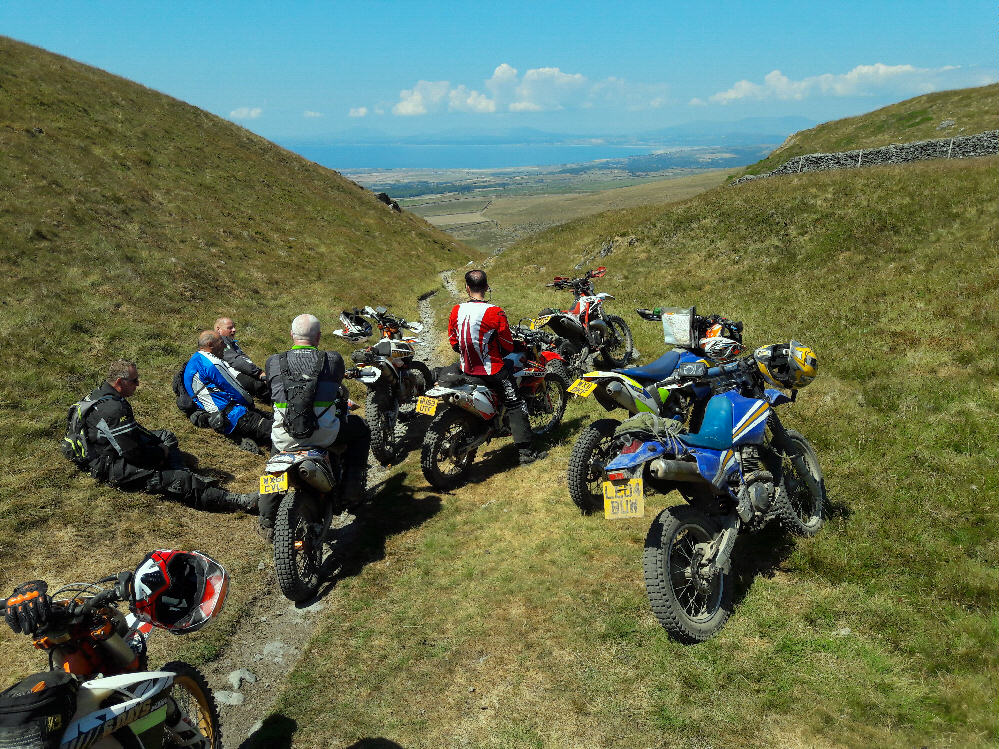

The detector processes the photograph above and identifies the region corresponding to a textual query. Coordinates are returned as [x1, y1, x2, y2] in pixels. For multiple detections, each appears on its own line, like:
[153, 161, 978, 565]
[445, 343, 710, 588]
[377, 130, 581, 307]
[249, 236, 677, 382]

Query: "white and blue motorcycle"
[598, 342, 825, 642]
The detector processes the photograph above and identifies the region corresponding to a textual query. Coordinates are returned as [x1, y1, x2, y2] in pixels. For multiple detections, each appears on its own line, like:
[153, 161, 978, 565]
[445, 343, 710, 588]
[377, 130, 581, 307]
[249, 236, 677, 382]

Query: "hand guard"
[4, 580, 51, 636]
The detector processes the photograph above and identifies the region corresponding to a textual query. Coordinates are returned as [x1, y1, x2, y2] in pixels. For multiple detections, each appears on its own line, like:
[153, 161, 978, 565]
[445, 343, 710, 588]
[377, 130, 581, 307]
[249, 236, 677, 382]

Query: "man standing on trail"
[264, 314, 370, 529]
[447, 269, 548, 465]
[71, 360, 259, 512]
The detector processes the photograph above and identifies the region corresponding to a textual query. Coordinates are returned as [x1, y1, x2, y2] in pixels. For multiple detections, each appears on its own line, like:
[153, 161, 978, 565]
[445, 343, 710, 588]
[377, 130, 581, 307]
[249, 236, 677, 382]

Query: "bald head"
[291, 314, 321, 345]
[214, 317, 235, 338]
[198, 330, 224, 356]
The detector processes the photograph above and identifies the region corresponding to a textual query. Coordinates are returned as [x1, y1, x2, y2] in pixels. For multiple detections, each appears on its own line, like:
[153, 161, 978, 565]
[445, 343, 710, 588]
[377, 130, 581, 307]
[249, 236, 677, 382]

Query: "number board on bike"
[529, 315, 553, 330]
[567, 379, 598, 397]
[415, 396, 438, 416]
[259, 473, 289, 494]
[602, 478, 644, 519]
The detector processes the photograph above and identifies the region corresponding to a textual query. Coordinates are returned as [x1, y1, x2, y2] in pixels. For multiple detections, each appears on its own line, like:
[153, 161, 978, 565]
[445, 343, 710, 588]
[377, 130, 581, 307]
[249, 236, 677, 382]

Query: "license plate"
[259, 473, 288, 494]
[529, 315, 553, 330]
[568, 379, 598, 397]
[415, 396, 438, 415]
[602, 478, 644, 519]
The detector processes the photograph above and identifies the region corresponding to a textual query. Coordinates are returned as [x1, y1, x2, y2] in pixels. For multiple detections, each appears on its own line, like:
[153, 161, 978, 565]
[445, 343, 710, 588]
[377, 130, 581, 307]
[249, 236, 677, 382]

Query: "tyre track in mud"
[206, 279, 452, 748]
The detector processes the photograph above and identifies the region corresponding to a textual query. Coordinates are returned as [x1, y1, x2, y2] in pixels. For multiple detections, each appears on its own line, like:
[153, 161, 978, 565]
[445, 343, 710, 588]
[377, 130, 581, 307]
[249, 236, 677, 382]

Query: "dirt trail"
[205, 281, 449, 748]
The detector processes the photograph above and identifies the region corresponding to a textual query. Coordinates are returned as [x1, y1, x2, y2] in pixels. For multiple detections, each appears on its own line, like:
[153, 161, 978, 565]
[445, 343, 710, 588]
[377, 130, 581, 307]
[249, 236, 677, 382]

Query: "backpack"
[278, 351, 329, 439]
[60, 394, 113, 466]
[172, 365, 197, 416]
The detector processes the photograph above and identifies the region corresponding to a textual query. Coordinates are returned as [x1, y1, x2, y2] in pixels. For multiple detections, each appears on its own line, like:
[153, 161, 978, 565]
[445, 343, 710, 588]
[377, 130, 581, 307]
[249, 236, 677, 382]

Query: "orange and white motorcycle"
[418, 328, 569, 490]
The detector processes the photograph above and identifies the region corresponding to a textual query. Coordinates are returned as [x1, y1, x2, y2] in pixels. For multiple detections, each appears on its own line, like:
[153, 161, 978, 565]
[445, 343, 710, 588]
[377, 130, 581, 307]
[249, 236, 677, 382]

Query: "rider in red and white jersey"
[447, 269, 547, 465]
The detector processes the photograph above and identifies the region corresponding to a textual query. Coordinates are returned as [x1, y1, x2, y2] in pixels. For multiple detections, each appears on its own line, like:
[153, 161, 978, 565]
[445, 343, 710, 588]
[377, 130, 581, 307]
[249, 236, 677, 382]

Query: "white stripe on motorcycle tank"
[732, 401, 769, 440]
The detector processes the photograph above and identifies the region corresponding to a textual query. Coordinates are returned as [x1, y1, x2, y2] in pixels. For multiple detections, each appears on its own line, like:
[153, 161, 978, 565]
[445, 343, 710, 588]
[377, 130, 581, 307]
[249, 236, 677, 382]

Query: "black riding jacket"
[221, 336, 263, 378]
[82, 383, 166, 468]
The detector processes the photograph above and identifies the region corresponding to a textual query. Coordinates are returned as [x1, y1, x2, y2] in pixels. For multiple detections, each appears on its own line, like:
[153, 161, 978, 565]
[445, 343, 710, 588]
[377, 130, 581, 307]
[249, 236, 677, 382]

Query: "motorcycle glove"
[4, 580, 51, 636]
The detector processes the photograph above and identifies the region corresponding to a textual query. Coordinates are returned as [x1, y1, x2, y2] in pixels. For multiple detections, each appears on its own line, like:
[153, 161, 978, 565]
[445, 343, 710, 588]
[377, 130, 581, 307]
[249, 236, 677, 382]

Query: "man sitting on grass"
[68, 359, 258, 512]
[184, 331, 272, 453]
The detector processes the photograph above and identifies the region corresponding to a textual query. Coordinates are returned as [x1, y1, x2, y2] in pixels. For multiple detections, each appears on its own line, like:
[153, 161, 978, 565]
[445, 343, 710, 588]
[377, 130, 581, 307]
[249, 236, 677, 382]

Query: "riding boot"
[518, 446, 549, 466]
[202, 487, 259, 513]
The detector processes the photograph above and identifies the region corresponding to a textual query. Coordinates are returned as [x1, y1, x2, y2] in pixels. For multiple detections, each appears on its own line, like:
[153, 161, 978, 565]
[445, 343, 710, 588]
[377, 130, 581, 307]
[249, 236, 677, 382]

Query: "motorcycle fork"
[693, 513, 740, 578]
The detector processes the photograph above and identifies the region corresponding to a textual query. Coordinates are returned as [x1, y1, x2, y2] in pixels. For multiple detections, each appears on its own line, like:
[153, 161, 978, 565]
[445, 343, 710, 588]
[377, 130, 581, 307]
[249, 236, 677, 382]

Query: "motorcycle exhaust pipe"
[649, 458, 703, 483]
[604, 380, 635, 410]
[588, 319, 610, 342]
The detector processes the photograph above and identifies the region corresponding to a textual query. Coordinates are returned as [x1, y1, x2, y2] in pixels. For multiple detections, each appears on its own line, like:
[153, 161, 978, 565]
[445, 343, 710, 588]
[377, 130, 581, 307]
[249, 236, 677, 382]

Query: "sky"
[1, 1, 995, 141]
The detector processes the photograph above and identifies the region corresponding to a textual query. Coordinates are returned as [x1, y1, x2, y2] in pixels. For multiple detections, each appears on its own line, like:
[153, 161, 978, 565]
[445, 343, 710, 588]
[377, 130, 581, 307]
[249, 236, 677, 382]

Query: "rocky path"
[205, 281, 449, 748]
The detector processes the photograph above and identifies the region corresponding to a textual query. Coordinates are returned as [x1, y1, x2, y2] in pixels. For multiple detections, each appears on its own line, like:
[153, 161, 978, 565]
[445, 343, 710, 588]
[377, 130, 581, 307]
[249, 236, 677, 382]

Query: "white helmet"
[699, 336, 744, 362]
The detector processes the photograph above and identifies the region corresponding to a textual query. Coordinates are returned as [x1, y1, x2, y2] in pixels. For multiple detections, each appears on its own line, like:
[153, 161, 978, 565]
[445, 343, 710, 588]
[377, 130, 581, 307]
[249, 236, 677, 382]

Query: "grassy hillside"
[745, 83, 998, 174]
[0, 37, 474, 674]
[271, 157, 997, 747]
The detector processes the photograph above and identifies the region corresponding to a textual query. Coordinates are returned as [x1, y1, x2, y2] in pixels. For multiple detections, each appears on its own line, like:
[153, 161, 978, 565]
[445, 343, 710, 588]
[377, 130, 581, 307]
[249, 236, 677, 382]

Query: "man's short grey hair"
[291, 314, 321, 343]
[198, 331, 220, 350]
[107, 360, 136, 384]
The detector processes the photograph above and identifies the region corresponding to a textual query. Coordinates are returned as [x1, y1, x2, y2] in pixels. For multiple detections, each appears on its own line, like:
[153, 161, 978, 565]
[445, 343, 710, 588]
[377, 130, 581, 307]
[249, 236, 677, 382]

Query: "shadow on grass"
[345, 740, 407, 749]
[729, 523, 797, 605]
[239, 713, 296, 749]
[303, 471, 442, 605]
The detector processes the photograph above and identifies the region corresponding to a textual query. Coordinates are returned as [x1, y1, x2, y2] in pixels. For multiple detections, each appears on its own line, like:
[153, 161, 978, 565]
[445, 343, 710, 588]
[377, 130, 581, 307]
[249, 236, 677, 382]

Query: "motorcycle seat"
[436, 363, 488, 388]
[614, 350, 682, 383]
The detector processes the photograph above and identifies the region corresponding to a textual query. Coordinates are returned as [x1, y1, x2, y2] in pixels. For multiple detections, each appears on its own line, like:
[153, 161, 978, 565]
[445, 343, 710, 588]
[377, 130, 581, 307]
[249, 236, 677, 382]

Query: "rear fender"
[605, 441, 666, 471]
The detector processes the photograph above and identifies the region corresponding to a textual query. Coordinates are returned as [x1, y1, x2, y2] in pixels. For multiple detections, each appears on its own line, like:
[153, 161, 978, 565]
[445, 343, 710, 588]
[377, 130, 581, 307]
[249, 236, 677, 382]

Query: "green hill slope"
[276, 157, 997, 747]
[745, 83, 998, 174]
[0, 36, 474, 670]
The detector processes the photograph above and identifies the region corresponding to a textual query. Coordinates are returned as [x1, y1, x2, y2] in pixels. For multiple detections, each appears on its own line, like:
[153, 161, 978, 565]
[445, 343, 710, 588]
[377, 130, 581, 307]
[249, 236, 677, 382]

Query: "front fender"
[358, 365, 382, 386]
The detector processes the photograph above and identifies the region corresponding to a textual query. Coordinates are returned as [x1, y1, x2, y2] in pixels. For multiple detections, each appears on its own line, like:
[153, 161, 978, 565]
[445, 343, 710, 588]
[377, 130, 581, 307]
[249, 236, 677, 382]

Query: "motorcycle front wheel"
[421, 409, 479, 491]
[527, 369, 569, 436]
[273, 490, 325, 602]
[566, 418, 620, 514]
[600, 314, 634, 368]
[772, 429, 825, 536]
[643, 505, 733, 643]
[162, 661, 222, 749]
[366, 388, 401, 465]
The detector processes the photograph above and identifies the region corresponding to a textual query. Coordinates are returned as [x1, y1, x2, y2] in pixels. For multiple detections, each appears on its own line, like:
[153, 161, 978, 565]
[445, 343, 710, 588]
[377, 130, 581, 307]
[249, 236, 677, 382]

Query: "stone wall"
[731, 130, 998, 186]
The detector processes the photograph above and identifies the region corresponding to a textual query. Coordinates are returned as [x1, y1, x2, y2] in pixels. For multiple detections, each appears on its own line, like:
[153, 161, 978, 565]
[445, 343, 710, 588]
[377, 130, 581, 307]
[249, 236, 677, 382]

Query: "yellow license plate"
[602, 478, 644, 519]
[529, 315, 553, 330]
[415, 396, 439, 415]
[259, 473, 289, 494]
[568, 379, 598, 397]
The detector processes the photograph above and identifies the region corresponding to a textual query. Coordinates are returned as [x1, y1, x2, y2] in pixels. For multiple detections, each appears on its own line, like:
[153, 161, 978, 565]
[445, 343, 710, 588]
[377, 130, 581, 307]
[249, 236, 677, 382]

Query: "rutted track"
[206, 281, 450, 748]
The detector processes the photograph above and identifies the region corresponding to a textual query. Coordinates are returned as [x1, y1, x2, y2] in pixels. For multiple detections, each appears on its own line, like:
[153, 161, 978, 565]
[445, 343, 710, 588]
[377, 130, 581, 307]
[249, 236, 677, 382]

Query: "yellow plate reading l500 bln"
[602, 478, 644, 519]
[415, 396, 439, 415]
[260, 473, 289, 494]
[567, 379, 598, 397]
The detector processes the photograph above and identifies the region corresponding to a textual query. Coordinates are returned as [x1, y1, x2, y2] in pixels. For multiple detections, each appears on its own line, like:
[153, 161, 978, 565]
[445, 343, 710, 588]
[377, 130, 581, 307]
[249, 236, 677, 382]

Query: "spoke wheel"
[643, 506, 733, 643]
[162, 661, 222, 749]
[600, 314, 634, 368]
[566, 419, 620, 514]
[527, 368, 569, 436]
[367, 389, 400, 465]
[772, 429, 826, 536]
[273, 490, 324, 602]
[421, 409, 479, 490]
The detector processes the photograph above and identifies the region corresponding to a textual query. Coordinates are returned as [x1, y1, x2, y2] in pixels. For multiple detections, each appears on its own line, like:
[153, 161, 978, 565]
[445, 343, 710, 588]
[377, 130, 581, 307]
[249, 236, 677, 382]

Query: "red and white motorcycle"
[532, 266, 634, 377]
[417, 328, 569, 490]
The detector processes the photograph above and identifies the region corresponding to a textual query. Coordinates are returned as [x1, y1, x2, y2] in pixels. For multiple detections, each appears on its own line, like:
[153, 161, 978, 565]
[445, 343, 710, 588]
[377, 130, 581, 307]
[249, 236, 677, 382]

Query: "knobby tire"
[772, 429, 825, 536]
[566, 418, 620, 514]
[421, 409, 478, 491]
[273, 490, 323, 602]
[161, 660, 222, 749]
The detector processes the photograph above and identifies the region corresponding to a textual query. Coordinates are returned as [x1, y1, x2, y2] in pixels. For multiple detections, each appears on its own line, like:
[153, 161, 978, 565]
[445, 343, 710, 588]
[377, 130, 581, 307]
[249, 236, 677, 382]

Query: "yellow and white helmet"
[754, 340, 818, 389]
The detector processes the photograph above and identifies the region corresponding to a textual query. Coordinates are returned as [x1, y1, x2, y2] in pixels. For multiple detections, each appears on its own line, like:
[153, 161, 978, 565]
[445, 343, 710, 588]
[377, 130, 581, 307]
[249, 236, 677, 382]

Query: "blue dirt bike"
[598, 341, 824, 643]
[566, 306, 744, 513]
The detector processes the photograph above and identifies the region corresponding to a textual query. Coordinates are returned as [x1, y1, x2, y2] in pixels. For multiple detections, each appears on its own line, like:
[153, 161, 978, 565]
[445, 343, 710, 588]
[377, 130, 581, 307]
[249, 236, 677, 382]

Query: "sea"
[282, 142, 661, 171]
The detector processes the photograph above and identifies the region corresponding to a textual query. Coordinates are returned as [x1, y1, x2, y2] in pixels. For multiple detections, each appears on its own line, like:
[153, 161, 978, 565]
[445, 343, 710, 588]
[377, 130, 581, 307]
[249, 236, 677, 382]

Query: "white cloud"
[381, 62, 671, 116]
[348, 106, 368, 118]
[708, 63, 992, 104]
[393, 80, 451, 116]
[689, 97, 707, 107]
[303, 110, 323, 118]
[230, 107, 262, 120]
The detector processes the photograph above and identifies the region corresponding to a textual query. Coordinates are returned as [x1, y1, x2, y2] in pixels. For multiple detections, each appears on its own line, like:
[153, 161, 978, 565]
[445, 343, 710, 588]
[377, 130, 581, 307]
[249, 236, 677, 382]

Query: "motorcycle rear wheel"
[772, 429, 825, 536]
[601, 314, 634, 368]
[162, 661, 222, 749]
[566, 418, 620, 514]
[643, 505, 733, 643]
[421, 409, 479, 491]
[527, 369, 569, 436]
[273, 490, 325, 602]
[367, 389, 401, 465]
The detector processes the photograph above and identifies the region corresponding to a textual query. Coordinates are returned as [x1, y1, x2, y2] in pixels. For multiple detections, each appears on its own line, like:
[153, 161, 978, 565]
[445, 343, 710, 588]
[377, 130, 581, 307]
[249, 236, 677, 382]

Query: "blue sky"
[1, 1, 995, 140]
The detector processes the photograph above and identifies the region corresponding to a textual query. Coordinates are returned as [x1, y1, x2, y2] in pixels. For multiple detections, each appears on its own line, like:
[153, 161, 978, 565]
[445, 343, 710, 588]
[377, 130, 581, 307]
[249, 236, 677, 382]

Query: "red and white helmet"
[132, 550, 229, 634]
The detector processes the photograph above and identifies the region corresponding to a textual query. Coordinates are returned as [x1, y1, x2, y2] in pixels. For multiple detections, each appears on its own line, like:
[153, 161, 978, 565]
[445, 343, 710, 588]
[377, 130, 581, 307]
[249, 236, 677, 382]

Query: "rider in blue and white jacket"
[183, 331, 272, 450]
